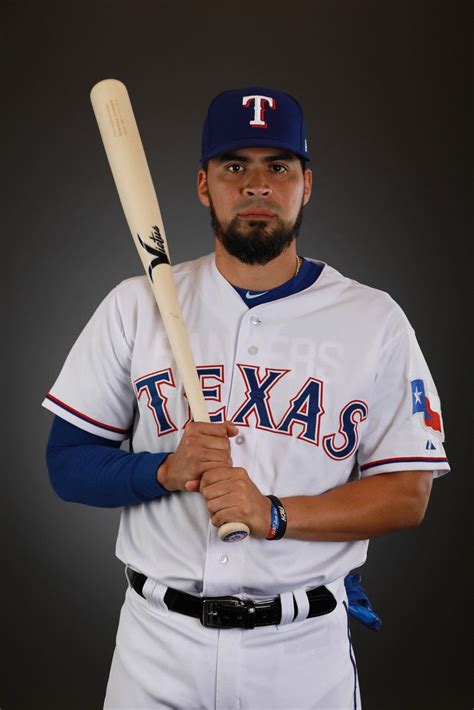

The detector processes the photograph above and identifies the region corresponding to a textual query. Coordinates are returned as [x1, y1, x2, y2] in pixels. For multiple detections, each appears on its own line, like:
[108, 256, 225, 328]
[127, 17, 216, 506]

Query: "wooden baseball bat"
[90, 78, 249, 543]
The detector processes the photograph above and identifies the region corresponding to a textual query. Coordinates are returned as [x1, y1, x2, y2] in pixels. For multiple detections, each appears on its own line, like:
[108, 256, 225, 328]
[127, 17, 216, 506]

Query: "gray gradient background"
[2, 1, 470, 709]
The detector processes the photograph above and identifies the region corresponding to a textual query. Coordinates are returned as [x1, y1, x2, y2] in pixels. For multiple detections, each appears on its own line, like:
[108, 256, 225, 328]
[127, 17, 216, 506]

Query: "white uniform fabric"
[103, 572, 361, 710]
[42, 253, 449, 595]
[42, 253, 450, 708]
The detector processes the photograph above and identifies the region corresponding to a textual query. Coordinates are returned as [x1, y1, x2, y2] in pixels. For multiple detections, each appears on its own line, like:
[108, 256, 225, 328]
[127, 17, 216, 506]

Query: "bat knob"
[218, 522, 250, 543]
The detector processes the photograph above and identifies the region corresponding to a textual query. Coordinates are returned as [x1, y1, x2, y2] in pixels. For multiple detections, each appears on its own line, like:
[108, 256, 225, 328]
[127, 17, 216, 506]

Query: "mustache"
[235, 202, 280, 213]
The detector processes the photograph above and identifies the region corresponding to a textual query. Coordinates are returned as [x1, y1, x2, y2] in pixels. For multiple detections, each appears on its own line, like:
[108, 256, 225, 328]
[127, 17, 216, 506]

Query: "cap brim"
[201, 136, 310, 164]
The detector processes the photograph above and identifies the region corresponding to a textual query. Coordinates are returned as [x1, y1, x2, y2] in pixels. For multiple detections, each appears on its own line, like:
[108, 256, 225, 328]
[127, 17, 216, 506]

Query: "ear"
[303, 167, 313, 206]
[197, 169, 210, 207]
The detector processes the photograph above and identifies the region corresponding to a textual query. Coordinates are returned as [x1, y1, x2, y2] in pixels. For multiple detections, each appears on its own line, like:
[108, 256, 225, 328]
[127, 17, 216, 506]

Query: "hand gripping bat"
[90, 78, 250, 543]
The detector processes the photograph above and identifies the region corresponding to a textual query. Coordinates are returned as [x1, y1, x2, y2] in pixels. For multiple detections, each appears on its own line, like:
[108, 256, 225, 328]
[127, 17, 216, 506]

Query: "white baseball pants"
[103, 570, 361, 710]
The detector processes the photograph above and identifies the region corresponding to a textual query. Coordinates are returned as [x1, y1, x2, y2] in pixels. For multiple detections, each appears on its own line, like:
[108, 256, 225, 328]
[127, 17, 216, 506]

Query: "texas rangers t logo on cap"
[242, 94, 276, 128]
[200, 85, 311, 163]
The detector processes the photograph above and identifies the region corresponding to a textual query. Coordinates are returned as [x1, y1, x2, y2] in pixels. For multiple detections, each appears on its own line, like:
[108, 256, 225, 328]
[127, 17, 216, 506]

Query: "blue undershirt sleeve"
[46, 415, 171, 508]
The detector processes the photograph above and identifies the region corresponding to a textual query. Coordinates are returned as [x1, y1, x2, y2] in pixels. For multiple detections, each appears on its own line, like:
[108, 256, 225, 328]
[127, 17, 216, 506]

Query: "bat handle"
[192, 414, 250, 542]
[218, 521, 250, 543]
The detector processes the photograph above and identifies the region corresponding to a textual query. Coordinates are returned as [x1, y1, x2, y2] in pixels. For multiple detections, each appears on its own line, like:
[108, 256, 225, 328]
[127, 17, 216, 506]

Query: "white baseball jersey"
[42, 253, 450, 598]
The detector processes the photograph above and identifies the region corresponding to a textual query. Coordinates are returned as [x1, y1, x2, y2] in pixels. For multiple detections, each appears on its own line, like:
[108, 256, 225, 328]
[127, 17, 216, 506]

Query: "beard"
[209, 197, 305, 266]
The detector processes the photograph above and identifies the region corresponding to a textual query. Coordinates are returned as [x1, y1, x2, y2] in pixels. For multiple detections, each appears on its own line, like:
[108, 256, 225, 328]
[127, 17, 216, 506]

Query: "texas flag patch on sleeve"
[411, 379, 443, 435]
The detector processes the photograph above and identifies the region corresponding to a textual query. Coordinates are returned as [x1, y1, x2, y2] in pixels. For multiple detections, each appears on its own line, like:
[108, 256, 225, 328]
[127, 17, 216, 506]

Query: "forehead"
[212, 147, 299, 163]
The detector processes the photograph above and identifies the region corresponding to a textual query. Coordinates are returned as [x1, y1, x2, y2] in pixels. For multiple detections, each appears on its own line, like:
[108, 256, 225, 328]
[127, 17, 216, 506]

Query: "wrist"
[255, 495, 273, 538]
[157, 455, 174, 491]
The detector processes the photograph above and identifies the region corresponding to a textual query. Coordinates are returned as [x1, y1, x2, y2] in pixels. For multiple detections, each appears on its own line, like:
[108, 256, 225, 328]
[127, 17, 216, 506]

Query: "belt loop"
[144, 579, 170, 616]
[326, 575, 346, 604]
[277, 591, 295, 627]
[124, 564, 133, 588]
[293, 588, 310, 622]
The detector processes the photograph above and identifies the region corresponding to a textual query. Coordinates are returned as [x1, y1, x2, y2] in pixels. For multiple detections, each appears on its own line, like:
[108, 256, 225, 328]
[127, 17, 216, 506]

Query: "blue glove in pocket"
[344, 572, 382, 631]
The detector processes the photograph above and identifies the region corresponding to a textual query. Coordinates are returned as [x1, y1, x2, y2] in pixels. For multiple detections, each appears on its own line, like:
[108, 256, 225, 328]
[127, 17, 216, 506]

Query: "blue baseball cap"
[201, 86, 311, 164]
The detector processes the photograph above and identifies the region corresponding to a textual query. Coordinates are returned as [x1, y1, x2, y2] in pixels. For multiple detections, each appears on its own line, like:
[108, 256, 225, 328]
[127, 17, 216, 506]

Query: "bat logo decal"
[137, 225, 170, 280]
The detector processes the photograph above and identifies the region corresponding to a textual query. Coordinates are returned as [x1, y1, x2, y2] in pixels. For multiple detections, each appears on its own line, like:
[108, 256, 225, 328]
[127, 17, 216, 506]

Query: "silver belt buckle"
[201, 596, 256, 629]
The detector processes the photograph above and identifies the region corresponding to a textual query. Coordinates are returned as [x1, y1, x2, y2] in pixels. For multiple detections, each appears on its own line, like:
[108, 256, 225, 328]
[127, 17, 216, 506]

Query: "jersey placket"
[201, 306, 265, 709]
[202, 306, 265, 598]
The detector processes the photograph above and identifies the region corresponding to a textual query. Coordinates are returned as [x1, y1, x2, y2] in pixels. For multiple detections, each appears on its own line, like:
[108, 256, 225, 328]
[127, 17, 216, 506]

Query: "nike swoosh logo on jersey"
[245, 290, 269, 299]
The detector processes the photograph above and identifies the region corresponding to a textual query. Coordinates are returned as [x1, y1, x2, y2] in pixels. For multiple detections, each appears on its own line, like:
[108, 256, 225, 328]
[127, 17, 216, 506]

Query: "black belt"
[128, 570, 337, 629]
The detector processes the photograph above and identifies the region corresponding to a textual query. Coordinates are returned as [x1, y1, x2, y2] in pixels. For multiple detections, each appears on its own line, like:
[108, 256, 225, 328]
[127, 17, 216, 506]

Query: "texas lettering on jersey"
[134, 364, 369, 462]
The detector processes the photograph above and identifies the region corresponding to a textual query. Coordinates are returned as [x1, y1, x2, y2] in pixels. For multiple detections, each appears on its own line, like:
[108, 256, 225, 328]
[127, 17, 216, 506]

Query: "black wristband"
[267, 495, 287, 540]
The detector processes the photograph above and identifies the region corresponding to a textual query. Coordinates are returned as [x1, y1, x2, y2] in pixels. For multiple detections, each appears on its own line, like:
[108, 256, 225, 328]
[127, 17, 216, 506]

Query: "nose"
[242, 168, 272, 198]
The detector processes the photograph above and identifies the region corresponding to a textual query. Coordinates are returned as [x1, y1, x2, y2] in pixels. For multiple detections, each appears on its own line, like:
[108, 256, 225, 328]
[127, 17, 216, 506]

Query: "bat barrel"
[90, 78, 249, 543]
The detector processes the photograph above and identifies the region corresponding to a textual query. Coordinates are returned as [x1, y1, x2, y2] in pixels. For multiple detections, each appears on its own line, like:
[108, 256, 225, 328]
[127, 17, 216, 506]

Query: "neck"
[214, 240, 299, 290]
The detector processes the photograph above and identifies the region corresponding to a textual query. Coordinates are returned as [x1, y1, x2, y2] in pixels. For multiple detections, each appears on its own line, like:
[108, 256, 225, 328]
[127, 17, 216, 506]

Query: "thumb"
[185, 479, 201, 493]
[224, 421, 239, 437]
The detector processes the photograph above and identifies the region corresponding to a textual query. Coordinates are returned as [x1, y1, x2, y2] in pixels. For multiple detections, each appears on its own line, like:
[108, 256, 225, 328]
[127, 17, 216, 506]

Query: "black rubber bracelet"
[265, 500, 280, 539]
[267, 495, 287, 540]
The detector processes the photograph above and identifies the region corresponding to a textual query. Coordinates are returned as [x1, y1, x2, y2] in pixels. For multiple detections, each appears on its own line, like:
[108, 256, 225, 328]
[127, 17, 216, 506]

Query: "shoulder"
[307, 258, 413, 340]
[110, 253, 213, 331]
[114, 253, 212, 301]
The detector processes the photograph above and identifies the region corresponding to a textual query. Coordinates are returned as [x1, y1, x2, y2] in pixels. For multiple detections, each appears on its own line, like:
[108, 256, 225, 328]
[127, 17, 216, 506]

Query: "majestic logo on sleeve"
[137, 225, 170, 281]
[411, 379, 443, 433]
[242, 94, 276, 128]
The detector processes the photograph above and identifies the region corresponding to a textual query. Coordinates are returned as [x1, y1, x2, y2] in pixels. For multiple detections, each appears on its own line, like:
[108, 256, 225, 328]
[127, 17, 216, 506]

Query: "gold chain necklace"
[294, 255, 302, 278]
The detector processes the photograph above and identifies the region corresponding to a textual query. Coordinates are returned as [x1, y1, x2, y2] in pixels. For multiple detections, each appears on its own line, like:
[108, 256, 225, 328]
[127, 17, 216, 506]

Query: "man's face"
[197, 147, 312, 265]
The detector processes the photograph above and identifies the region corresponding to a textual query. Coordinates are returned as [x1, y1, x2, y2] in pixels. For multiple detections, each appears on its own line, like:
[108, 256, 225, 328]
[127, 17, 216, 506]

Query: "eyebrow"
[217, 151, 298, 164]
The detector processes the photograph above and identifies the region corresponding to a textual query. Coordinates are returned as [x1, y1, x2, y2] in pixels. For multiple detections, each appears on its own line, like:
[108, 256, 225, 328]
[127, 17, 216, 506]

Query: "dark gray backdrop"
[3, 1, 470, 708]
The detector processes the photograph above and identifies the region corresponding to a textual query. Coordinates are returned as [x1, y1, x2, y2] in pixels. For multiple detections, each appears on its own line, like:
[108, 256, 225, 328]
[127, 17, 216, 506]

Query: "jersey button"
[235, 435, 245, 445]
[219, 555, 229, 565]
[248, 345, 258, 355]
[250, 315, 261, 325]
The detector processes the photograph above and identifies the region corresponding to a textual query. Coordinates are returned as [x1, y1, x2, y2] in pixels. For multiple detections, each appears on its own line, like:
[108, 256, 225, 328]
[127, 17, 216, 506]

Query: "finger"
[211, 506, 243, 528]
[197, 435, 232, 452]
[195, 461, 232, 475]
[185, 461, 231, 483]
[185, 479, 200, 492]
[206, 492, 244, 515]
[201, 480, 235, 501]
[200, 467, 237, 488]
[224, 421, 239, 437]
[196, 447, 233, 466]
[201, 466, 246, 487]
[198, 459, 233, 473]
[185, 421, 236, 439]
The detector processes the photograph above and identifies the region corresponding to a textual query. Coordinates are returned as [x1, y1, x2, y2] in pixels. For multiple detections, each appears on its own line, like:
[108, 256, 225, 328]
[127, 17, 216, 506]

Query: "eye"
[270, 164, 288, 173]
[227, 163, 245, 173]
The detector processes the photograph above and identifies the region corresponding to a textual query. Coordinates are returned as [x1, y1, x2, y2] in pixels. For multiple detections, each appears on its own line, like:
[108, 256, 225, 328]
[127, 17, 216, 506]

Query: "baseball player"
[42, 86, 450, 709]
